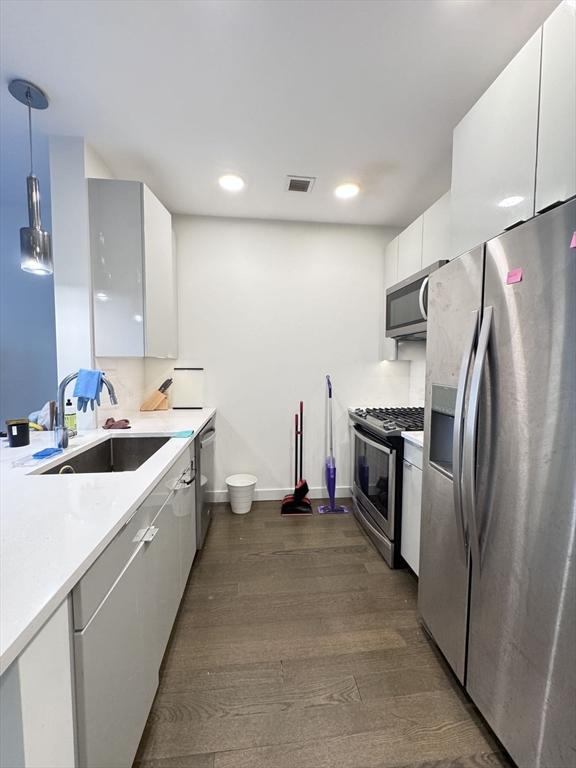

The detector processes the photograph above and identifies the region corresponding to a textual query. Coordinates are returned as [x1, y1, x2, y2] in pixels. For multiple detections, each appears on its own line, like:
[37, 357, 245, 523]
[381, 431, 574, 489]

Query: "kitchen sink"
[42, 436, 169, 474]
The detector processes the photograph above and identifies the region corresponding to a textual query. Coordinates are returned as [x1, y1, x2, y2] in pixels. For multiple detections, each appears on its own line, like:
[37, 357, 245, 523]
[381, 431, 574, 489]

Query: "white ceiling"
[0, 0, 558, 227]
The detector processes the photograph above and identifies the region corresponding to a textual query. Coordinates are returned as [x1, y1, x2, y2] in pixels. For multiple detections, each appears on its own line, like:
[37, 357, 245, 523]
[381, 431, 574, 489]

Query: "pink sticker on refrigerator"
[570, 231, 576, 248]
[506, 268, 523, 285]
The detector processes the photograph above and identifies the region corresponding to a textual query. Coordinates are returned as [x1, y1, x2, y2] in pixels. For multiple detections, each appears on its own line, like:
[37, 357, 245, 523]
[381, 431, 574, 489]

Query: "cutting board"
[172, 368, 204, 409]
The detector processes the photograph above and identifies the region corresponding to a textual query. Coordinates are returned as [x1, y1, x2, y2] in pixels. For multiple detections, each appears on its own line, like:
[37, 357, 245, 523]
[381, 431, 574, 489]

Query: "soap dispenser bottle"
[64, 398, 77, 431]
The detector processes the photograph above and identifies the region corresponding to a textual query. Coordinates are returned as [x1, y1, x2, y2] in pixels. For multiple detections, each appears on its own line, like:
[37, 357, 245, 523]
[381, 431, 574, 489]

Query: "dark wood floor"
[134, 500, 511, 768]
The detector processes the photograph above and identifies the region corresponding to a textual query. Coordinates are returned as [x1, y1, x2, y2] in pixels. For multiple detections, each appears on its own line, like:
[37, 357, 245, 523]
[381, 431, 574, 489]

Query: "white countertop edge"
[401, 430, 424, 448]
[0, 408, 215, 674]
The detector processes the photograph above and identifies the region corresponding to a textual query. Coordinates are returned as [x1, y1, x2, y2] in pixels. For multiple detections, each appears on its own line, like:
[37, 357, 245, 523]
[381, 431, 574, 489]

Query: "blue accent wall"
[0, 145, 58, 425]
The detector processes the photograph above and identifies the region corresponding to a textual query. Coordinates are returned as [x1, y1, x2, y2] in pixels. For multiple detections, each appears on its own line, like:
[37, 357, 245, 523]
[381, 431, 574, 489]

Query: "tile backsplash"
[96, 357, 145, 417]
[409, 359, 426, 406]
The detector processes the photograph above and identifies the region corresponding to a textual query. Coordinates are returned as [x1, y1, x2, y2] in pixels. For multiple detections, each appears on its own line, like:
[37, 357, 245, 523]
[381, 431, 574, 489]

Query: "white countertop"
[0, 408, 215, 674]
[401, 430, 424, 448]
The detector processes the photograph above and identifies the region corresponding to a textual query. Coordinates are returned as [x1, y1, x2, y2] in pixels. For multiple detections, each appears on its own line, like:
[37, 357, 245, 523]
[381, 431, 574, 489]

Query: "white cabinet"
[89, 179, 178, 358]
[0, 600, 76, 768]
[422, 192, 451, 265]
[397, 216, 423, 281]
[142, 186, 178, 357]
[401, 442, 423, 576]
[383, 236, 398, 288]
[381, 237, 399, 361]
[74, 545, 156, 768]
[536, 1, 576, 213]
[451, 31, 541, 258]
[177, 467, 197, 595]
[143, 490, 183, 670]
[73, 449, 195, 768]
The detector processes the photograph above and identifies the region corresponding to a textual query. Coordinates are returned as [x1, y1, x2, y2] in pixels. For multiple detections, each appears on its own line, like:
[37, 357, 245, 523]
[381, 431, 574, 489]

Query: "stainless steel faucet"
[55, 372, 118, 449]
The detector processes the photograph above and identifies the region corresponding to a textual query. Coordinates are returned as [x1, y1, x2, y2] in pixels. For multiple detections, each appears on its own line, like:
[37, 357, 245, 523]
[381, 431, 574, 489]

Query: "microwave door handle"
[463, 306, 493, 571]
[418, 276, 430, 320]
[452, 311, 479, 561]
[355, 430, 393, 455]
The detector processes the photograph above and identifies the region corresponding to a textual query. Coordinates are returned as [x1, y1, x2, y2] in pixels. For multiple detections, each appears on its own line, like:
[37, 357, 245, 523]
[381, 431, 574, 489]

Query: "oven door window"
[354, 430, 394, 531]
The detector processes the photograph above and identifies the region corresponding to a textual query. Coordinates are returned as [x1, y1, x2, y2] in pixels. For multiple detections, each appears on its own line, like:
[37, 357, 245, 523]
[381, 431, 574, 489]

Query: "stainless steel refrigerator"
[419, 198, 576, 768]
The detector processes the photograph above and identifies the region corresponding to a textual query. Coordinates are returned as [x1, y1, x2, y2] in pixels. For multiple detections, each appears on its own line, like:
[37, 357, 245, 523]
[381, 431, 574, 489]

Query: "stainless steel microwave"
[385, 260, 448, 339]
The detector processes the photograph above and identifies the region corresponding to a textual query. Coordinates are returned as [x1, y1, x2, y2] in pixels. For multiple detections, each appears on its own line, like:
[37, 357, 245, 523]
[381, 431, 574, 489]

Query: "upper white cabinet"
[451, 31, 541, 258]
[383, 236, 398, 288]
[422, 191, 451, 265]
[401, 442, 423, 576]
[89, 179, 178, 358]
[536, 1, 576, 213]
[381, 237, 399, 361]
[142, 186, 179, 357]
[397, 216, 423, 281]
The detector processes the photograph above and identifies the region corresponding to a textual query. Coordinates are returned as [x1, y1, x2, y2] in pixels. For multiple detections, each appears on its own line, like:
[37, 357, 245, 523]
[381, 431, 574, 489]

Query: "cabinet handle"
[175, 470, 196, 490]
[132, 527, 149, 543]
[142, 526, 159, 542]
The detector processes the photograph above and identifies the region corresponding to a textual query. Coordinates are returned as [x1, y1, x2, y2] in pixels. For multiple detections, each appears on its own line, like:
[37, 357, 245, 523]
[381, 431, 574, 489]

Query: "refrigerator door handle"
[463, 305, 493, 569]
[452, 310, 479, 560]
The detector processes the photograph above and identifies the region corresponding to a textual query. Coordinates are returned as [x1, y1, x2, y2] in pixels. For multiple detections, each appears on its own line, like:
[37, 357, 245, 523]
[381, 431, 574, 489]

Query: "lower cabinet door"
[74, 544, 157, 768]
[143, 491, 183, 671]
[177, 477, 197, 596]
[401, 460, 423, 575]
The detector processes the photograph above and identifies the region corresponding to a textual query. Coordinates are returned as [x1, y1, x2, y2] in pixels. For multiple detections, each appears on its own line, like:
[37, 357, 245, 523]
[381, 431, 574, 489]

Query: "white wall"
[170, 215, 410, 499]
[404, 342, 427, 406]
[49, 137, 97, 430]
[409, 359, 426, 406]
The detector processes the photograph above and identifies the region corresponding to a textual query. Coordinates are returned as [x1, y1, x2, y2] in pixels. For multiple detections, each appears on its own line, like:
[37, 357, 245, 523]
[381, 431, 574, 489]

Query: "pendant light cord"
[26, 88, 34, 175]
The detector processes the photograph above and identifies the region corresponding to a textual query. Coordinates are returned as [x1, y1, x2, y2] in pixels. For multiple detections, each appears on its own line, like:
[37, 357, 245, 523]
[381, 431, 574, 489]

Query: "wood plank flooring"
[134, 500, 511, 768]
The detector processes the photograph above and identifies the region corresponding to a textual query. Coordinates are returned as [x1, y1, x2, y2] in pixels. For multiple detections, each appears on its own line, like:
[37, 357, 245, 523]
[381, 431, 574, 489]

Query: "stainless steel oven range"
[349, 407, 424, 568]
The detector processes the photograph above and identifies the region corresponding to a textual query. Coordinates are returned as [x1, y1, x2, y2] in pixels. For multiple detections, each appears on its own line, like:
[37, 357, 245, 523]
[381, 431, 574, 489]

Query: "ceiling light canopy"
[334, 183, 360, 200]
[498, 195, 524, 208]
[218, 174, 245, 192]
[8, 79, 53, 276]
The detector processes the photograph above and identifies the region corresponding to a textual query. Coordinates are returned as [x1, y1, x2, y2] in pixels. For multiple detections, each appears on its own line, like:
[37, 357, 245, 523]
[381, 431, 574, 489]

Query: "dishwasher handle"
[200, 429, 216, 448]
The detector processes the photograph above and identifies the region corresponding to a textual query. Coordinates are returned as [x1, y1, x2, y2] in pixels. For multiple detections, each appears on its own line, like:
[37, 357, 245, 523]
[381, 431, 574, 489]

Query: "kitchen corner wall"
[169, 215, 409, 500]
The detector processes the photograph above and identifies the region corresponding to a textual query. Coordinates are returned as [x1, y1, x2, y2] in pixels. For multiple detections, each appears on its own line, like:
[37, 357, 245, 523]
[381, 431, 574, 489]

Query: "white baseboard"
[207, 486, 352, 503]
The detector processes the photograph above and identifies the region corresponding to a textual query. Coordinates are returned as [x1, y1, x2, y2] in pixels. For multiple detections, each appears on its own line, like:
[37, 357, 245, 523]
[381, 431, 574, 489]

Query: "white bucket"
[225, 474, 257, 515]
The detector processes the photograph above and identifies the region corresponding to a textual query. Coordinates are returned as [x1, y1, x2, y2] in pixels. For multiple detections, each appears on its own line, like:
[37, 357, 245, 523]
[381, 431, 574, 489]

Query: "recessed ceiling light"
[498, 195, 524, 208]
[334, 183, 360, 200]
[219, 174, 245, 192]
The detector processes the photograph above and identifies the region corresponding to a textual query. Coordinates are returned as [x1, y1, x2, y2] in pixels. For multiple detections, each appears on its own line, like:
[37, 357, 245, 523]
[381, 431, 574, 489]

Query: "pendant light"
[8, 79, 53, 276]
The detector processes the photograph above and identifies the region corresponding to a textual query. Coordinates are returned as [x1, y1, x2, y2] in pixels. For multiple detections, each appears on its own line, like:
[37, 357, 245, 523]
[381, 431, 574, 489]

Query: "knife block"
[140, 391, 169, 411]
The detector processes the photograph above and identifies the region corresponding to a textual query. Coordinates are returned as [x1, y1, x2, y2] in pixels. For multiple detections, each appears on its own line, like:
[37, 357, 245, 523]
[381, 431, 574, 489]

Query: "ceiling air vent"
[286, 175, 316, 193]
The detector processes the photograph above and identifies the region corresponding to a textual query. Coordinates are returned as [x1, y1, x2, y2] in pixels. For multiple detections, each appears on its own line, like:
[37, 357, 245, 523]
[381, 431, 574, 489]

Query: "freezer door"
[418, 247, 484, 683]
[466, 199, 576, 768]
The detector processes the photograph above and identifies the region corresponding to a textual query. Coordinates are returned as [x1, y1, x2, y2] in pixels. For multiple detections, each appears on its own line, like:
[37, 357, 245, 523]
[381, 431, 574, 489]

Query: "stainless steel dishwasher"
[195, 417, 215, 548]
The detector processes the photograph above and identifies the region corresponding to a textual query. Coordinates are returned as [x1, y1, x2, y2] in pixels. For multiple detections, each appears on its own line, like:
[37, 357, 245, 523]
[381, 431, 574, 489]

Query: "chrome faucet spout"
[102, 376, 118, 405]
[55, 371, 117, 449]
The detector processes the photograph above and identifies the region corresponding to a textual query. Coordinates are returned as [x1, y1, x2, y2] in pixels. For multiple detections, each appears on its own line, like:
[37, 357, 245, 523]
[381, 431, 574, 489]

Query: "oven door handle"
[354, 430, 393, 455]
[353, 500, 390, 545]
